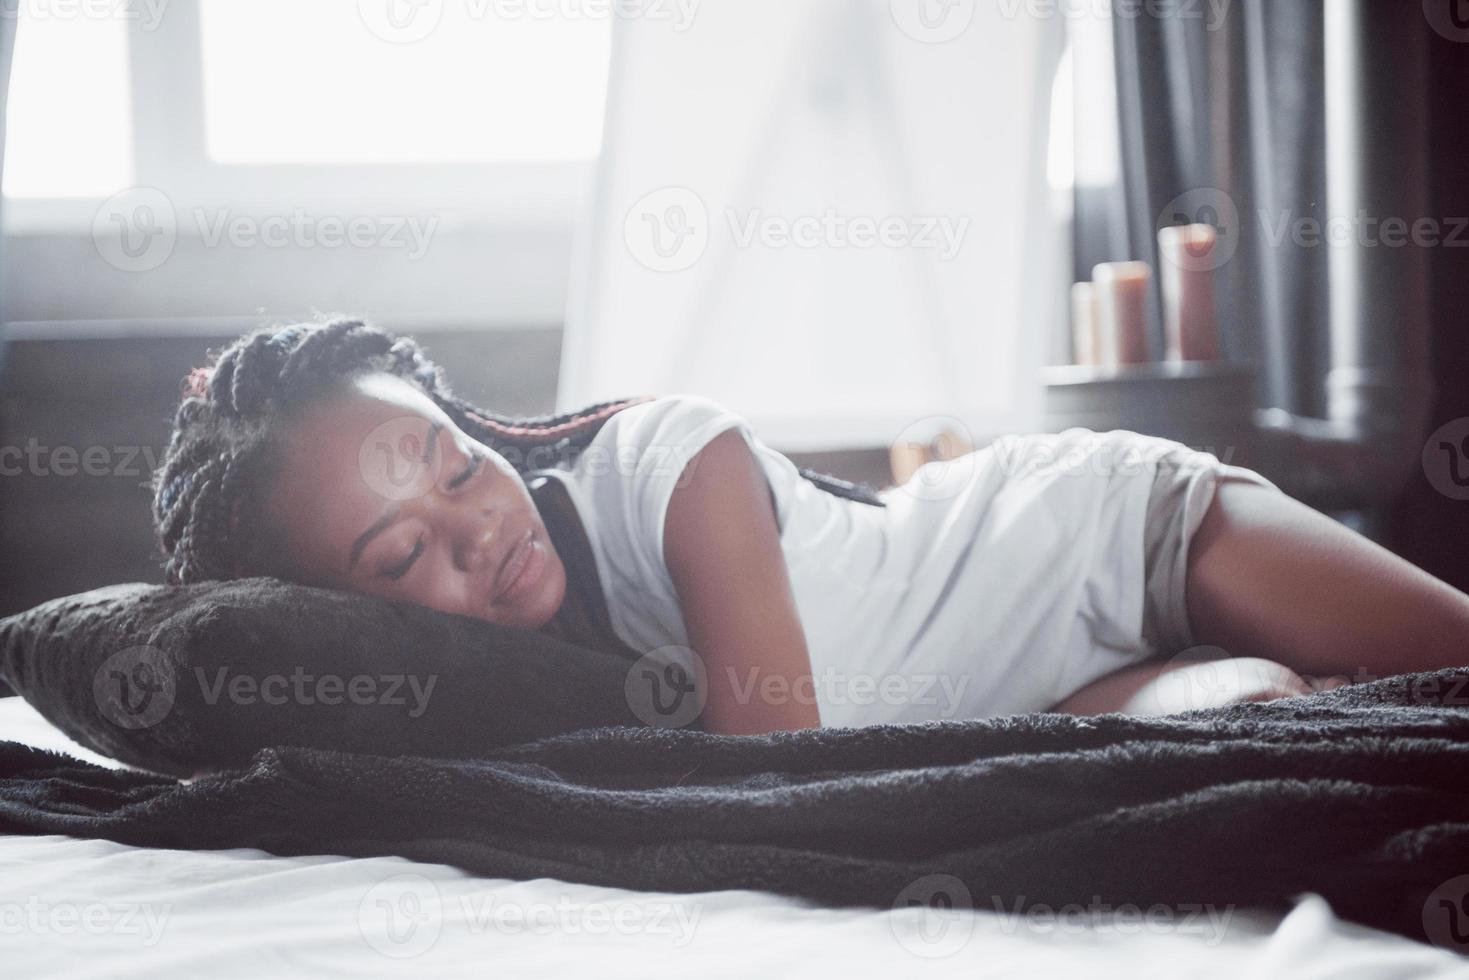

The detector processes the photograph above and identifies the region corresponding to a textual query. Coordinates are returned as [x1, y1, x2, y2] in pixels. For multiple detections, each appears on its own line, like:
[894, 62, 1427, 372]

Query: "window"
[3, 1, 611, 220]
[197, 1, 609, 165]
[2, 1, 614, 324]
[1047, 10, 1121, 195]
[2, 12, 133, 199]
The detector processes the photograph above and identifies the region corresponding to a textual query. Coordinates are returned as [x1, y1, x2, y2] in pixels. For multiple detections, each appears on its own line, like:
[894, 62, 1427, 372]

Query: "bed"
[3, 697, 1462, 978]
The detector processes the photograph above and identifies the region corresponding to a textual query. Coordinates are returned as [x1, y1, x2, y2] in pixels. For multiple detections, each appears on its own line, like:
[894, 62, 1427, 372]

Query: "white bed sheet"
[1, 697, 1463, 979]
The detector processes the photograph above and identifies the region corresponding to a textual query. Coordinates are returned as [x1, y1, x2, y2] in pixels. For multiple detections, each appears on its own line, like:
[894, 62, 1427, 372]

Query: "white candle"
[1071, 281, 1101, 366]
[1157, 224, 1221, 362]
[1092, 261, 1152, 366]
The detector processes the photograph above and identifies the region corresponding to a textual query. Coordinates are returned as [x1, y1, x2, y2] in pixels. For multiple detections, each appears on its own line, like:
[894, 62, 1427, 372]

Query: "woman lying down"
[150, 318, 1469, 735]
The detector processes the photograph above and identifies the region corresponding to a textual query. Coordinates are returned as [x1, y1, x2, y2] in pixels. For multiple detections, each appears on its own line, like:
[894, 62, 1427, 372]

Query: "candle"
[1092, 261, 1151, 366]
[1071, 281, 1101, 366]
[1157, 224, 1221, 362]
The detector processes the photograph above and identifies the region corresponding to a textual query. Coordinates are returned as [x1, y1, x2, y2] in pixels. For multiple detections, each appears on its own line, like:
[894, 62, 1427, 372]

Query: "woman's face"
[266, 373, 567, 629]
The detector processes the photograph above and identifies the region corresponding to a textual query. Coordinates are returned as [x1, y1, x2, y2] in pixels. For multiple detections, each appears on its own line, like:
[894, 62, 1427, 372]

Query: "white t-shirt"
[536, 394, 1185, 727]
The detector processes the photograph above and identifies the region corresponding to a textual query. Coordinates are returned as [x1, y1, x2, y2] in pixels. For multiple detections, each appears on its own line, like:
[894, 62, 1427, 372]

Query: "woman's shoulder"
[545, 393, 750, 481]
[553, 394, 761, 573]
[602, 393, 748, 439]
[584, 393, 754, 464]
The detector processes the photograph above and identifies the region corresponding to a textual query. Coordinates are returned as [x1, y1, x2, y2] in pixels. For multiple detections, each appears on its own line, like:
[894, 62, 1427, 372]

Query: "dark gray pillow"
[0, 578, 644, 777]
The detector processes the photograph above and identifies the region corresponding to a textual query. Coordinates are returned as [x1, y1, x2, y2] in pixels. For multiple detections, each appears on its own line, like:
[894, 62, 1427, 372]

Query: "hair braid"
[166, 453, 228, 583]
[152, 314, 883, 585]
[436, 393, 654, 474]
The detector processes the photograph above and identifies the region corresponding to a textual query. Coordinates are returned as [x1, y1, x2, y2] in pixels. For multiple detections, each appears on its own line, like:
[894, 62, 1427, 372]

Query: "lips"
[490, 527, 536, 603]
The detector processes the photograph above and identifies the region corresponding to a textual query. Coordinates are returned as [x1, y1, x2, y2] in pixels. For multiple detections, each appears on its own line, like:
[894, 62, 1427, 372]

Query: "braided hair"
[152, 316, 884, 585]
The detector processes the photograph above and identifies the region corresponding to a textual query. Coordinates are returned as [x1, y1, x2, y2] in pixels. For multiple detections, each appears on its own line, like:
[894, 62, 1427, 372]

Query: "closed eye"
[447, 450, 486, 490]
[382, 536, 425, 580]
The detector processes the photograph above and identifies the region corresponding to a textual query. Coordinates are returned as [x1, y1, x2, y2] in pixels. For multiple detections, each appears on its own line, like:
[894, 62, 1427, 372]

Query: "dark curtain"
[0, 11, 13, 374]
[1075, 0, 1328, 418]
[1078, 2, 1469, 589]
[1389, 34, 1469, 595]
[0, 14, 14, 696]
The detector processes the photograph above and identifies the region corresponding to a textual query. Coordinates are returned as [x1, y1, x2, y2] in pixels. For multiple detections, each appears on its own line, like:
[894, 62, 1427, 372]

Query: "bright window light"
[199, 0, 612, 164]
[1, 12, 133, 199]
[1067, 10, 1121, 189]
[1047, 43, 1074, 193]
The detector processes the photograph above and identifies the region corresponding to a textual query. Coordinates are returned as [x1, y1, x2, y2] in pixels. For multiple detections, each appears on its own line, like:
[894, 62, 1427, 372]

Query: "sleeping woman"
[151, 317, 1469, 735]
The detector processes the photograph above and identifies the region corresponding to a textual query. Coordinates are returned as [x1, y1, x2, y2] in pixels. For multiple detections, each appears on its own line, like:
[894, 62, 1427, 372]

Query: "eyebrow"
[346, 420, 440, 571]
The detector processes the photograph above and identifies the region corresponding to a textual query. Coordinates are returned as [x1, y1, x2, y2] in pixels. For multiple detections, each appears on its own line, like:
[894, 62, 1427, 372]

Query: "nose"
[452, 506, 504, 575]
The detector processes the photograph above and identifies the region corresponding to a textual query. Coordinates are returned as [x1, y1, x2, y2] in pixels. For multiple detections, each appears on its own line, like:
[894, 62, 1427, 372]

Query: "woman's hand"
[664, 429, 820, 735]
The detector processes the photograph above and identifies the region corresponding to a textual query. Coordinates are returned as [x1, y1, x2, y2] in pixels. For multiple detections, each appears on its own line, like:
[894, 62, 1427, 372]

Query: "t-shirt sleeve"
[589, 394, 759, 572]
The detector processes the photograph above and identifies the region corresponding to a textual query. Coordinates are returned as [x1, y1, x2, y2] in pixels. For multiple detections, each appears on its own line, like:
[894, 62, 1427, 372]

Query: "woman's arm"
[663, 429, 820, 735]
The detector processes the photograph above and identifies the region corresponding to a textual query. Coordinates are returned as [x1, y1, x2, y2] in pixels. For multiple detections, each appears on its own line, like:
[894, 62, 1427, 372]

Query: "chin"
[501, 560, 567, 630]
[533, 562, 569, 628]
